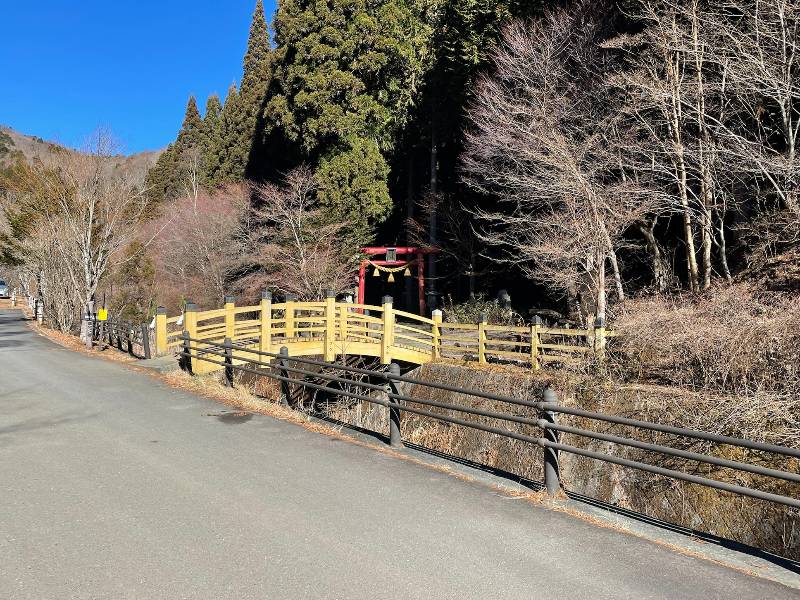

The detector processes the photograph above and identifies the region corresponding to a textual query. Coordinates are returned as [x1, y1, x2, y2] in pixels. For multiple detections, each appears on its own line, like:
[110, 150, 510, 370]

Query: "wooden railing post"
[530, 315, 541, 371]
[324, 290, 336, 361]
[339, 302, 349, 349]
[184, 302, 198, 373]
[259, 290, 272, 355]
[594, 316, 606, 358]
[284, 294, 296, 339]
[224, 295, 235, 340]
[381, 295, 394, 364]
[478, 312, 487, 364]
[155, 306, 167, 356]
[431, 309, 442, 359]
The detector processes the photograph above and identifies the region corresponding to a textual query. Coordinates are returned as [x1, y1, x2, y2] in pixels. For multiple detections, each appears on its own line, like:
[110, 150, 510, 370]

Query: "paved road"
[0, 309, 795, 599]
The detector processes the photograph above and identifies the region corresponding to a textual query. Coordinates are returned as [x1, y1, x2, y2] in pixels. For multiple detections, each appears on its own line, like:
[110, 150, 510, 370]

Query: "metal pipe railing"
[178, 336, 800, 510]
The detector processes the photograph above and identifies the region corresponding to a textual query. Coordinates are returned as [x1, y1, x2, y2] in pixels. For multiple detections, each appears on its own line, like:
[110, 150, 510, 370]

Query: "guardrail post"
[431, 309, 442, 359]
[259, 291, 272, 355]
[381, 295, 394, 364]
[127, 325, 134, 355]
[387, 362, 403, 447]
[279, 345, 290, 406]
[117, 323, 125, 352]
[530, 316, 541, 371]
[594, 316, 606, 358]
[223, 337, 234, 387]
[84, 303, 94, 350]
[98, 320, 106, 351]
[141, 323, 151, 359]
[542, 387, 561, 496]
[155, 306, 167, 356]
[478, 312, 487, 364]
[184, 302, 198, 373]
[224, 295, 235, 340]
[324, 290, 336, 361]
[285, 294, 296, 339]
[181, 330, 191, 373]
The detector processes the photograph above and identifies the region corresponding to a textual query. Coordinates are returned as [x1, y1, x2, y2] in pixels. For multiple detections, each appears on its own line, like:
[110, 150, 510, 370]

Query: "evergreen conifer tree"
[264, 0, 431, 243]
[201, 94, 224, 187]
[146, 95, 205, 204]
[176, 95, 203, 148]
[217, 0, 273, 183]
[215, 82, 242, 185]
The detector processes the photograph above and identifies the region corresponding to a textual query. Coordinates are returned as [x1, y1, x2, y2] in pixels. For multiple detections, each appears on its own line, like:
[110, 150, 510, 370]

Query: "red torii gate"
[357, 246, 437, 315]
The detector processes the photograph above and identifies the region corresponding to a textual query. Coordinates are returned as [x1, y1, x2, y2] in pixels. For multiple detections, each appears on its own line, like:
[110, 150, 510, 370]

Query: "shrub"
[441, 294, 524, 326]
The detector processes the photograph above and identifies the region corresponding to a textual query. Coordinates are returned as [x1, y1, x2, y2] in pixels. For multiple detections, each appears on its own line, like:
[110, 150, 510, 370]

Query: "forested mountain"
[147, 0, 540, 250]
[0, 125, 159, 176]
[145, 0, 798, 318]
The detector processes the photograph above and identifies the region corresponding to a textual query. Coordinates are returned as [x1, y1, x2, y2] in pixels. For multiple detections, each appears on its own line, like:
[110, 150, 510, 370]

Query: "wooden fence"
[155, 292, 612, 374]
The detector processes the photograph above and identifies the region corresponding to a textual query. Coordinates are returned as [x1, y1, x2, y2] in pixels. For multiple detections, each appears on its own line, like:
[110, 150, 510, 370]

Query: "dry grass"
[612, 284, 800, 396]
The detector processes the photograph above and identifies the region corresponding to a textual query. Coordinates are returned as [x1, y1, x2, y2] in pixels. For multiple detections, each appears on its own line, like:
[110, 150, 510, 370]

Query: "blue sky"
[0, 1, 277, 155]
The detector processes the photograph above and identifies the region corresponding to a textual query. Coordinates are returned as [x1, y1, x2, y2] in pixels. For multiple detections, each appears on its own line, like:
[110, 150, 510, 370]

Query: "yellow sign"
[97, 308, 108, 322]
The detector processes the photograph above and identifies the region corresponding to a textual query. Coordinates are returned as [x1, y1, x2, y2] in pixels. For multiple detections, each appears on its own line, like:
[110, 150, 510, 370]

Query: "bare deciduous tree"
[462, 4, 655, 321]
[148, 183, 250, 310]
[1, 131, 150, 334]
[612, 0, 800, 289]
[242, 167, 357, 300]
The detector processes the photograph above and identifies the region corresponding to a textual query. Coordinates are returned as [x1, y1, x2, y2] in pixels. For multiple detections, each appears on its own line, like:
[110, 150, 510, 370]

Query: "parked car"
[0, 280, 9, 298]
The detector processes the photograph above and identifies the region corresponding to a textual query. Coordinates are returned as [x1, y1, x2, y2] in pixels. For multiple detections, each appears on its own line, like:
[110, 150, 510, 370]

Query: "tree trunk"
[406, 154, 414, 241]
[608, 249, 625, 302]
[700, 172, 713, 290]
[715, 212, 733, 283]
[596, 252, 607, 322]
[666, 44, 700, 291]
[637, 221, 668, 293]
[427, 119, 438, 310]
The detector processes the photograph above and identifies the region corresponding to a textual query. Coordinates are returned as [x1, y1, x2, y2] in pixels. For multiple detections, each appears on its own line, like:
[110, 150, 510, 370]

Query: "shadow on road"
[0, 412, 100, 439]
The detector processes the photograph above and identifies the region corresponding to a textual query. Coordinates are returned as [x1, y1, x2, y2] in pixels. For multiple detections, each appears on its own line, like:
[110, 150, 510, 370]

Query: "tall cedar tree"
[200, 95, 224, 188]
[215, 0, 273, 185]
[146, 96, 204, 205]
[214, 82, 241, 188]
[263, 0, 431, 244]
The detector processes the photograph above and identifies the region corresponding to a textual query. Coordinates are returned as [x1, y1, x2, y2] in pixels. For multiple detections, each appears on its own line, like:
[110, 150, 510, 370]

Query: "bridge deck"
[1, 309, 796, 599]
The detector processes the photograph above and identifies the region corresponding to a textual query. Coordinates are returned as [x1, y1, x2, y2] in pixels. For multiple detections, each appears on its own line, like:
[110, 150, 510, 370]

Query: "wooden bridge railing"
[154, 291, 612, 374]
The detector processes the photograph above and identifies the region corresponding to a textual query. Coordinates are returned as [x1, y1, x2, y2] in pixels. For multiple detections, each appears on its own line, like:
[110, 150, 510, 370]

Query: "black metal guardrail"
[178, 334, 800, 509]
[85, 317, 151, 359]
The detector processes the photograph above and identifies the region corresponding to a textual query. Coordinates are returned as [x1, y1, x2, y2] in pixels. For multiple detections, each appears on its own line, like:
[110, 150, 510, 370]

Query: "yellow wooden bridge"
[154, 292, 609, 375]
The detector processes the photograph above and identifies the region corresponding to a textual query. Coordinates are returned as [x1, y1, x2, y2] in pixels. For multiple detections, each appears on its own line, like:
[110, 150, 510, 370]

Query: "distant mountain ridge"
[0, 125, 161, 176]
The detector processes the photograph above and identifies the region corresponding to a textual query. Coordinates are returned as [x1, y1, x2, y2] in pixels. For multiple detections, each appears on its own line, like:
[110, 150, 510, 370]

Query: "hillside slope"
[0, 125, 161, 177]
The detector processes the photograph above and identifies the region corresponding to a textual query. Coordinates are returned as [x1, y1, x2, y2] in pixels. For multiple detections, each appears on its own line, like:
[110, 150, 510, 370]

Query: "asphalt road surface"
[0, 308, 796, 599]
